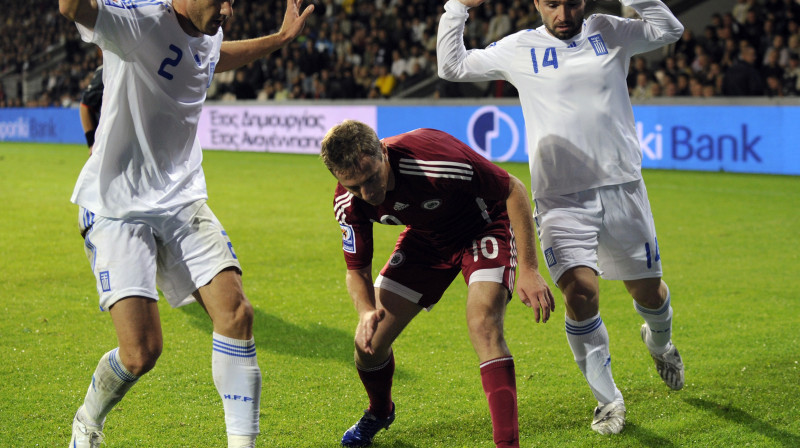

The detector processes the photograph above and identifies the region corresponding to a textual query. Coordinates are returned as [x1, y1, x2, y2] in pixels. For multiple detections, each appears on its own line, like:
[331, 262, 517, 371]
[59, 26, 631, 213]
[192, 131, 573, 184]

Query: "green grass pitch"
[1, 142, 798, 447]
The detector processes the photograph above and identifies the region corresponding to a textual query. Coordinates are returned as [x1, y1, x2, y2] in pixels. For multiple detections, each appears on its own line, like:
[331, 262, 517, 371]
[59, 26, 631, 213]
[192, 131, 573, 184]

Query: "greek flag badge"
[544, 248, 557, 267]
[99, 271, 111, 292]
[588, 34, 608, 56]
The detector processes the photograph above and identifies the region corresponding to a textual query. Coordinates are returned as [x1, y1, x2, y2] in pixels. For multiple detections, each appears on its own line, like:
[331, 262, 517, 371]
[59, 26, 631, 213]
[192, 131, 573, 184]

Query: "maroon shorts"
[375, 220, 517, 309]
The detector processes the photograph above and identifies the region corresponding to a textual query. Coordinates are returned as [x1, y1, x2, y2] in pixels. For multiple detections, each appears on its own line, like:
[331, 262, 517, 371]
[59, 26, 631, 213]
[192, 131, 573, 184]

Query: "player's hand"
[355, 308, 386, 355]
[516, 267, 556, 323]
[455, 0, 487, 7]
[278, 0, 314, 42]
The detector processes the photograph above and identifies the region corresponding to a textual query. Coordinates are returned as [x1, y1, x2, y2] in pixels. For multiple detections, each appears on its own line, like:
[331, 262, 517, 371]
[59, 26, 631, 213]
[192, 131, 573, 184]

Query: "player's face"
[336, 150, 390, 206]
[186, 0, 234, 36]
[535, 0, 585, 40]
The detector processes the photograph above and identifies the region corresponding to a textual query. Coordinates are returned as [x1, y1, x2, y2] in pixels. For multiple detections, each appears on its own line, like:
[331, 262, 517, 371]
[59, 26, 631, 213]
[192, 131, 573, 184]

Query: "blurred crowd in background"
[1, 0, 799, 108]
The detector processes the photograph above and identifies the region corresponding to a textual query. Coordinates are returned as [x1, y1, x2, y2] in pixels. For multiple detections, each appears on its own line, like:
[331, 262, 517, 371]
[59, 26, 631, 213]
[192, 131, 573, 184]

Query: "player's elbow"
[664, 21, 685, 44]
[437, 66, 450, 80]
[437, 63, 458, 81]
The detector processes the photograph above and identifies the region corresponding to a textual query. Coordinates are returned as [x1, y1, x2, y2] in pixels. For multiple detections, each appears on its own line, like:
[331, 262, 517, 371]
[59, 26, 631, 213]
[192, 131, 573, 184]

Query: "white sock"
[82, 348, 139, 425]
[228, 434, 257, 448]
[634, 286, 673, 354]
[212, 332, 262, 439]
[565, 314, 622, 405]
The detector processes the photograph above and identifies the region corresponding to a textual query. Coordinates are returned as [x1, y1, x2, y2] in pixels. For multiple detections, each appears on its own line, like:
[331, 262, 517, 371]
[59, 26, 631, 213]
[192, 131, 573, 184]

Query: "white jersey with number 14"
[438, 0, 683, 198]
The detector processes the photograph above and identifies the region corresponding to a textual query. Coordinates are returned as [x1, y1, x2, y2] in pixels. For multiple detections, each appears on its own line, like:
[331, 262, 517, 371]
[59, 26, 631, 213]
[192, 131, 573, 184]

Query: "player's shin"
[82, 348, 139, 425]
[356, 351, 395, 419]
[480, 357, 519, 448]
[211, 333, 262, 443]
[565, 314, 622, 405]
[634, 286, 673, 354]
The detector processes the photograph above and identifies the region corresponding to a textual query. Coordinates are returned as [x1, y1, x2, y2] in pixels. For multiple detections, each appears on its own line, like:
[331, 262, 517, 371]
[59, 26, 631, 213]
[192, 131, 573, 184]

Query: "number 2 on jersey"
[530, 47, 559, 74]
[158, 44, 183, 80]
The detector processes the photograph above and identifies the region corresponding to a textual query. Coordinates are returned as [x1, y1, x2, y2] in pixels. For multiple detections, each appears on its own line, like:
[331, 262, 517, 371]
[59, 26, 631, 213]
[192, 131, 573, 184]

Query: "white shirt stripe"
[334, 191, 354, 223]
[398, 159, 474, 181]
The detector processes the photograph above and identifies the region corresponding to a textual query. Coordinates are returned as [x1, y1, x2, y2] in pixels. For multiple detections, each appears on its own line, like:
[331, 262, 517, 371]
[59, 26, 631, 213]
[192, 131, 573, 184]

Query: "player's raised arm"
[346, 267, 386, 355]
[504, 174, 555, 323]
[437, 0, 510, 83]
[216, 0, 314, 73]
[59, 0, 98, 29]
[620, 0, 684, 54]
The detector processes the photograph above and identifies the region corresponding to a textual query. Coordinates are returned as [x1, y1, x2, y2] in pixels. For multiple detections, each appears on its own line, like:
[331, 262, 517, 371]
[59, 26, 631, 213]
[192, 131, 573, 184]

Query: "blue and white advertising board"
[2, 104, 798, 176]
[0, 108, 83, 144]
[377, 104, 800, 176]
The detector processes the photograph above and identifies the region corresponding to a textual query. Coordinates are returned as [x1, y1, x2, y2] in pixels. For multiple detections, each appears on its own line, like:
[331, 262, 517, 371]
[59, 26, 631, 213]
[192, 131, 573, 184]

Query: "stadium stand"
[1, 0, 799, 107]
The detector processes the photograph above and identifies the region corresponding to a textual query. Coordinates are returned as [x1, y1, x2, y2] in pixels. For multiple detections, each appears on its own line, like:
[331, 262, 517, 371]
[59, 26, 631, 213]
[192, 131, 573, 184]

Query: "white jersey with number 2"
[438, 0, 683, 199]
[72, 0, 222, 218]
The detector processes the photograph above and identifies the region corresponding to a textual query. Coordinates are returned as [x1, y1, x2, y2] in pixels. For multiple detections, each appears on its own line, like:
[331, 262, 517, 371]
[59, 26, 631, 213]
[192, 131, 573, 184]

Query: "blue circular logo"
[467, 106, 520, 162]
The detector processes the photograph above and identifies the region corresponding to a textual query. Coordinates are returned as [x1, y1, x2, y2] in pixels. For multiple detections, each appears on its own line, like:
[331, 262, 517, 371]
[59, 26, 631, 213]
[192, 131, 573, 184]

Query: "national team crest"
[588, 34, 608, 56]
[99, 270, 112, 292]
[389, 250, 406, 267]
[544, 248, 557, 267]
[422, 199, 442, 210]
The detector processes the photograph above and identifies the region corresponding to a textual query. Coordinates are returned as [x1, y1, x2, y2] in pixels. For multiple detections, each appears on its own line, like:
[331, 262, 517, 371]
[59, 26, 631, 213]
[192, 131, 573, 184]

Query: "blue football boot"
[341, 402, 396, 447]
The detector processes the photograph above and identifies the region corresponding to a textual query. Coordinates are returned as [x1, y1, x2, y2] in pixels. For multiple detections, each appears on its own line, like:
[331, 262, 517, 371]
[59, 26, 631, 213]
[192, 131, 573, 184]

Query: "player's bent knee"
[215, 297, 254, 338]
[625, 278, 664, 309]
[467, 313, 504, 340]
[121, 345, 162, 376]
[355, 346, 393, 368]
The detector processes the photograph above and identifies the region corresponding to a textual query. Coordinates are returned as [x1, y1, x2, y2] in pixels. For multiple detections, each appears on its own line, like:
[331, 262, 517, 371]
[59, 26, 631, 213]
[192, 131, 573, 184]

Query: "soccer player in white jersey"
[58, 0, 313, 447]
[438, 0, 685, 435]
[321, 120, 555, 447]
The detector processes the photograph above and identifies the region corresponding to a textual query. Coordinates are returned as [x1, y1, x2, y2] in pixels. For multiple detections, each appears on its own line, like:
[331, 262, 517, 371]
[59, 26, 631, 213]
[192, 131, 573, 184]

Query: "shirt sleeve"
[614, 0, 684, 56]
[437, 0, 515, 82]
[334, 188, 374, 270]
[76, 0, 163, 57]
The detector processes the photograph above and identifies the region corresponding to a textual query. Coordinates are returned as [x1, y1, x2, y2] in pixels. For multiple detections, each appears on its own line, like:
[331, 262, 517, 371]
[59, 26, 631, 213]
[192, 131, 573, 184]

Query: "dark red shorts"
[375, 220, 517, 309]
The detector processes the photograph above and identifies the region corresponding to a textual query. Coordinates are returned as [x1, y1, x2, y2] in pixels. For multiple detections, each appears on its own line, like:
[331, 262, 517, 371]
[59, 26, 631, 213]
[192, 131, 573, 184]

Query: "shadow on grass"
[179, 303, 354, 362]
[684, 397, 800, 447]
[622, 422, 676, 447]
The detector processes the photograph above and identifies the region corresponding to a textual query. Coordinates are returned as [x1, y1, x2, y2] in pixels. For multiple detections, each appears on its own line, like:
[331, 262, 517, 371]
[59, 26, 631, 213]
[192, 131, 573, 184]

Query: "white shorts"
[534, 179, 662, 284]
[79, 201, 242, 311]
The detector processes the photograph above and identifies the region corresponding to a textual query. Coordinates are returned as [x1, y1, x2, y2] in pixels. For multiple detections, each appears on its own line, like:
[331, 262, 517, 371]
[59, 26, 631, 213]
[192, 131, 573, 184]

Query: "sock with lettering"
[212, 333, 262, 438]
[565, 314, 622, 405]
[635, 286, 673, 355]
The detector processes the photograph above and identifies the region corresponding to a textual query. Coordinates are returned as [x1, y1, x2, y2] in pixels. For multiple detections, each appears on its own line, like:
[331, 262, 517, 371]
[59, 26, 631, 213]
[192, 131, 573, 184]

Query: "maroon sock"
[357, 352, 395, 419]
[480, 357, 519, 448]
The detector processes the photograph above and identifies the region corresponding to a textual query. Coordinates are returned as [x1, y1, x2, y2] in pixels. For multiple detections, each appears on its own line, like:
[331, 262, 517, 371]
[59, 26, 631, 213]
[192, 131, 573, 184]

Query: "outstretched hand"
[517, 268, 556, 323]
[355, 308, 386, 355]
[279, 0, 314, 42]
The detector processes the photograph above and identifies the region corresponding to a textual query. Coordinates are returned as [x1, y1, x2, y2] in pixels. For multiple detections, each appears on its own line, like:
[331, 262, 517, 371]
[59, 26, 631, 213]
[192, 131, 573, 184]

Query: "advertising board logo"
[467, 106, 520, 162]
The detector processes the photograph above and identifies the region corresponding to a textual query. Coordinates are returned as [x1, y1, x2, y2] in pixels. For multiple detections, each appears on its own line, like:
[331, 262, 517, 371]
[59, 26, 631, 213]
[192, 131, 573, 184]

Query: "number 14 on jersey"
[530, 47, 559, 74]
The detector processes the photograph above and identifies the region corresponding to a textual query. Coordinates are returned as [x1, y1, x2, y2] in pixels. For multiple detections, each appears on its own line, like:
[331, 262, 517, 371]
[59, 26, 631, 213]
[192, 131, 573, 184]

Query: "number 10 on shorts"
[472, 236, 499, 261]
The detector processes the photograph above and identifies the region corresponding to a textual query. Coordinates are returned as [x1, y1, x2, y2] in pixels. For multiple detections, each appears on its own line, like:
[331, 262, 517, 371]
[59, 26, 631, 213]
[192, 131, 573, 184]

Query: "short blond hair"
[320, 120, 382, 176]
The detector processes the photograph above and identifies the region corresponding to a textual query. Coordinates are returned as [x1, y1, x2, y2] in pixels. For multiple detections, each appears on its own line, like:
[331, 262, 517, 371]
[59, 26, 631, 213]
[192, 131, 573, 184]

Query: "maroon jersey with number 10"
[334, 128, 512, 270]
